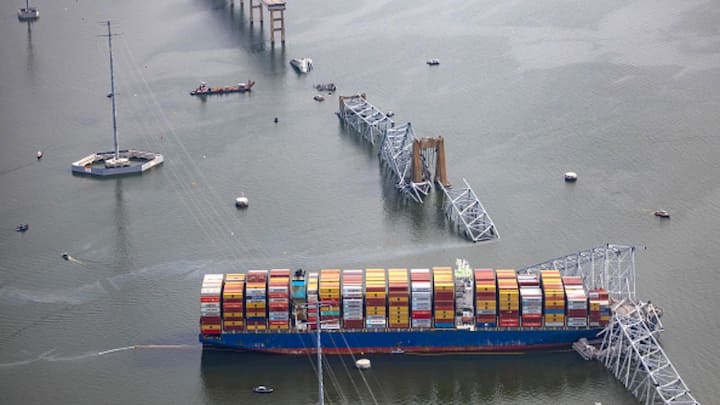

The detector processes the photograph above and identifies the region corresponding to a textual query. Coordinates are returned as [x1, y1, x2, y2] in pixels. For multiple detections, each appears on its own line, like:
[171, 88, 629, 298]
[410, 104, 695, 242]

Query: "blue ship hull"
[199, 328, 602, 354]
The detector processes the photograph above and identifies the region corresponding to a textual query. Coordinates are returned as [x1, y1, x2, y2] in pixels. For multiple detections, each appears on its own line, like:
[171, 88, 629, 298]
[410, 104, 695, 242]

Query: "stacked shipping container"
[563, 276, 588, 327]
[291, 271, 307, 323]
[410, 269, 432, 328]
[588, 288, 610, 327]
[518, 274, 542, 327]
[268, 269, 290, 330]
[246, 270, 268, 331]
[432, 267, 454, 328]
[319, 269, 341, 330]
[307, 272, 319, 330]
[388, 269, 410, 328]
[365, 269, 387, 329]
[200, 274, 223, 335]
[474, 269, 497, 327]
[222, 273, 245, 332]
[540, 270, 565, 327]
[342, 270, 364, 329]
[497, 269, 520, 327]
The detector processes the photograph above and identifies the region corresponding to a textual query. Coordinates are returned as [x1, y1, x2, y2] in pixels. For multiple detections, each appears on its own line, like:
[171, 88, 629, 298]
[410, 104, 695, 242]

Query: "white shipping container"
[545, 321, 564, 327]
[567, 318, 588, 327]
[411, 319, 432, 328]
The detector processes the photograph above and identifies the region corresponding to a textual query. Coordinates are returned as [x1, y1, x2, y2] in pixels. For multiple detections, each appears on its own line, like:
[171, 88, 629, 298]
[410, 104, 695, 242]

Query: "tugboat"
[426, 59, 440, 66]
[290, 58, 313, 73]
[15, 224, 29, 232]
[190, 80, 255, 96]
[253, 386, 274, 394]
[654, 210, 670, 218]
[18, 0, 39, 21]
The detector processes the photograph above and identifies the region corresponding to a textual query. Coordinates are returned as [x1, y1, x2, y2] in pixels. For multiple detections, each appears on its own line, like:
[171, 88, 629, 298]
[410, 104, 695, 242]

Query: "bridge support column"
[270, 9, 285, 46]
[249, 0, 263, 24]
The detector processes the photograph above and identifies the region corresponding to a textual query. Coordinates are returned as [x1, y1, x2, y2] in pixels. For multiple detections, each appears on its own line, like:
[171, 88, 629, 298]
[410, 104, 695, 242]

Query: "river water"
[1, 0, 719, 404]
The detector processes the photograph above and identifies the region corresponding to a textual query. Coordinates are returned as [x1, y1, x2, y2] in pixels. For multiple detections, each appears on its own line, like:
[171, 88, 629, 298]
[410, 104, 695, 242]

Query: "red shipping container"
[411, 310, 432, 319]
[201, 316, 222, 323]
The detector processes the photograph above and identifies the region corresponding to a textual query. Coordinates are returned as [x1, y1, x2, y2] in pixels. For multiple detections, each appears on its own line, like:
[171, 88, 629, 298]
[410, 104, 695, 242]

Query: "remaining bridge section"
[521, 244, 700, 405]
[231, 0, 286, 46]
[337, 93, 498, 242]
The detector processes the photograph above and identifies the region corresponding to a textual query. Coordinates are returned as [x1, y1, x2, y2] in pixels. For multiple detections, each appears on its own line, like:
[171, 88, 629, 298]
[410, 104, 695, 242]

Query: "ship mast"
[102, 20, 120, 161]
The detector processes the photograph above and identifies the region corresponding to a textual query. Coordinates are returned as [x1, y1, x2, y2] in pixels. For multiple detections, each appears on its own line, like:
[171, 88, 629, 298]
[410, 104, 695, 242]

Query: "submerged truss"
[520, 244, 699, 405]
[337, 94, 394, 145]
[336, 93, 498, 242]
[378, 123, 432, 202]
[438, 179, 498, 242]
[599, 301, 699, 405]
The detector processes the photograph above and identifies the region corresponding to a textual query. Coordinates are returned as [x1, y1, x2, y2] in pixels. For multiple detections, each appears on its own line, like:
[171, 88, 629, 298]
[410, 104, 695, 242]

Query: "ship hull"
[199, 328, 602, 354]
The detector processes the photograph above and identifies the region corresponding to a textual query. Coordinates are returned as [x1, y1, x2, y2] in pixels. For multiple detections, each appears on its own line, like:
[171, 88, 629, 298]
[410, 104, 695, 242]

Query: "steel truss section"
[599, 301, 699, 405]
[519, 244, 636, 302]
[378, 123, 432, 202]
[438, 179, 498, 242]
[337, 95, 394, 145]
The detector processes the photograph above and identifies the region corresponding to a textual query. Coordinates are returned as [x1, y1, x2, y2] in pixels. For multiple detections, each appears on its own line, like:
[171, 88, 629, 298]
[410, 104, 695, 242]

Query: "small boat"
[61, 252, 69, 260]
[37, 150, 43, 159]
[386, 111, 395, 117]
[314, 83, 336, 92]
[18, 0, 39, 21]
[190, 80, 255, 96]
[235, 194, 249, 209]
[313, 94, 325, 102]
[15, 224, 29, 232]
[426, 59, 440, 66]
[654, 210, 670, 218]
[355, 359, 371, 369]
[564, 172, 578, 182]
[253, 386, 274, 394]
[290, 58, 313, 73]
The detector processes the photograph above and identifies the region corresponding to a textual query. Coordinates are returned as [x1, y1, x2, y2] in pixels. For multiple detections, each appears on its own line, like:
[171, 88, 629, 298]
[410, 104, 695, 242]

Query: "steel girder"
[519, 243, 636, 302]
[337, 96, 394, 145]
[378, 123, 432, 202]
[599, 301, 699, 405]
[437, 179, 498, 242]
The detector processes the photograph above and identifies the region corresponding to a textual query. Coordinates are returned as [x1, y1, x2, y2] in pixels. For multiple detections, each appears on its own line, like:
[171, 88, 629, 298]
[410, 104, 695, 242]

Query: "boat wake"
[0, 345, 198, 368]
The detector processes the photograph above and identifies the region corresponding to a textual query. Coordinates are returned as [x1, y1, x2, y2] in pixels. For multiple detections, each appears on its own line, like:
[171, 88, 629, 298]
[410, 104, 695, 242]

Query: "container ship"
[199, 265, 610, 354]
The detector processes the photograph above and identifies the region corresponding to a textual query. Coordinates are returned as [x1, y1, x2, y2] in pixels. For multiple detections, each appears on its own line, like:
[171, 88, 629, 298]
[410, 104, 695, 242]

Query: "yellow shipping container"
[223, 312, 244, 318]
[223, 320, 245, 327]
[201, 324, 221, 331]
[434, 310, 454, 318]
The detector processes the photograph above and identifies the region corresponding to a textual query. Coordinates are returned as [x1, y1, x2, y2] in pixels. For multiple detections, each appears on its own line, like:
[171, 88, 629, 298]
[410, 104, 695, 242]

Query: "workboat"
[199, 266, 610, 354]
[426, 59, 440, 66]
[190, 80, 255, 96]
[314, 83, 336, 92]
[253, 386, 274, 394]
[290, 58, 313, 73]
[15, 224, 29, 232]
[654, 210, 670, 218]
[18, 0, 39, 21]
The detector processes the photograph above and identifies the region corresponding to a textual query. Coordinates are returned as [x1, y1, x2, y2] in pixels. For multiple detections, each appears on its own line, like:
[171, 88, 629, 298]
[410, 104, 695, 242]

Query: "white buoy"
[235, 195, 249, 208]
[355, 358, 371, 369]
[564, 172, 577, 182]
